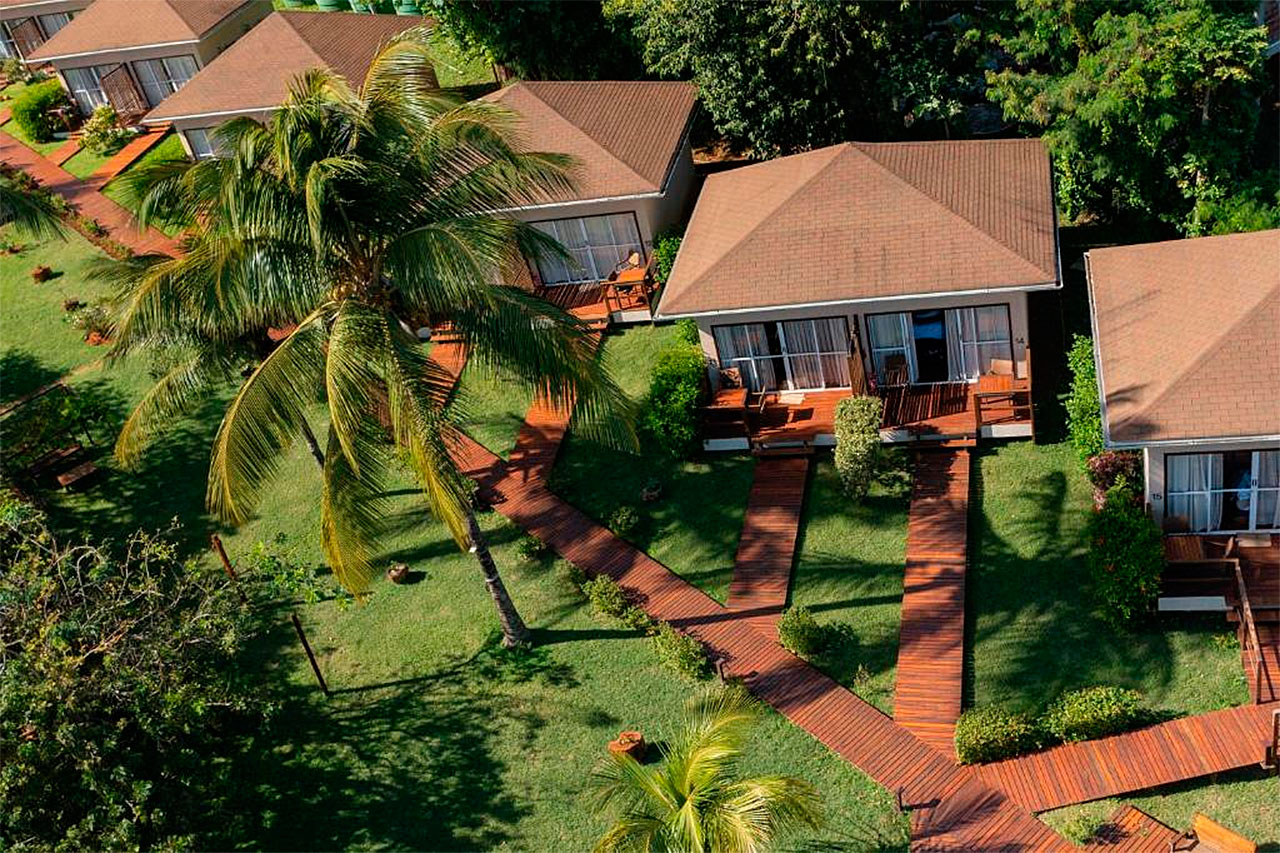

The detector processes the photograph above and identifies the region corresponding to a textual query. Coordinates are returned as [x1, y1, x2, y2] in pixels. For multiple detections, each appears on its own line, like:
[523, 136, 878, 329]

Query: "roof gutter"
[30, 38, 200, 62]
[1105, 434, 1280, 450]
[654, 280, 1062, 321]
[1084, 251, 1116, 448]
[143, 104, 276, 124]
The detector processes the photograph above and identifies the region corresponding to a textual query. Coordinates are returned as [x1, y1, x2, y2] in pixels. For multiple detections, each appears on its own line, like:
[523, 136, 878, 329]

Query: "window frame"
[527, 211, 646, 286]
[1164, 449, 1280, 533]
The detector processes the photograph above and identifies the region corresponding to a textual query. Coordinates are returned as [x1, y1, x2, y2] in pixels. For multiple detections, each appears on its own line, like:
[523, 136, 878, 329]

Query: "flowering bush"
[1087, 481, 1164, 625]
[79, 105, 132, 154]
[1086, 451, 1143, 508]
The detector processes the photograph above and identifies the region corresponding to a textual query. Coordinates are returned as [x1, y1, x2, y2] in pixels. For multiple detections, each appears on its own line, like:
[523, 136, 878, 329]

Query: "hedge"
[1065, 334, 1104, 463]
[640, 345, 707, 458]
[1044, 686, 1144, 743]
[1087, 481, 1164, 626]
[834, 395, 882, 499]
[10, 79, 69, 143]
[954, 707, 1042, 764]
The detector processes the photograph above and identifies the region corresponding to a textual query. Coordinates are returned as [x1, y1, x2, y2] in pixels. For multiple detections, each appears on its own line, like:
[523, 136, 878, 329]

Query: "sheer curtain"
[945, 310, 967, 380]
[1167, 453, 1225, 531]
[1257, 450, 1280, 529]
[867, 313, 910, 384]
[713, 324, 776, 391]
[781, 320, 822, 388]
[814, 317, 851, 387]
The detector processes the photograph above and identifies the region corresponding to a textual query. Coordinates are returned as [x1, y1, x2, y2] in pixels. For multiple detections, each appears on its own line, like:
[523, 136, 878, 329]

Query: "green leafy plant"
[954, 706, 1042, 764]
[1043, 686, 1144, 743]
[10, 78, 70, 142]
[650, 620, 709, 680]
[640, 345, 706, 458]
[592, 686, 822, 851]
[78, 104, 132, 155]
[607, 504, 641, 537]
[70, 299, 112, 339]
[516, 533, 551, 562]
[1065, 335, 1104, 463]
[834, 395, 882, 500]
[778, 604, 825, 658]
[1058, 812, 1106, 845]
[673, 317, 699, 347]
[1087, 480, 1164, 626]
[582, 574, 630, 618]
[652, 227, 683, 284]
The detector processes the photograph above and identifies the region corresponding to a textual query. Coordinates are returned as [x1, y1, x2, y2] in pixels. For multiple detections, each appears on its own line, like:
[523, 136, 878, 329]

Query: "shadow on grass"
[0, 348, 64, 404]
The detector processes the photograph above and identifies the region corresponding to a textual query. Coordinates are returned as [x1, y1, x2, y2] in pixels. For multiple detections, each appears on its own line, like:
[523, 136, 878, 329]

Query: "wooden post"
[291, 612, 329, 697]
[210, 534, 248, 604]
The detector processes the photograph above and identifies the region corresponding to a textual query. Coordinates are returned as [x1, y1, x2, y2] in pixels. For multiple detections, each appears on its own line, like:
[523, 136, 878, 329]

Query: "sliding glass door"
[866, 304, 1013, 385]
[713, 317, 850, 391]
[531, 213, 643, 285]
[1166, 449, 1280, 532]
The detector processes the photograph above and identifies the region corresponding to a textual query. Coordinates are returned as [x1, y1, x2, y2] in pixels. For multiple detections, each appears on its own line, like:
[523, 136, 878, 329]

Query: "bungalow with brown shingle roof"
[140, 11, 432, 161]
[655, 138, 1060, 449]
[0, 0, 90, 62]
[1086, 229, 1280, 535]
[24, 0, 270, 117]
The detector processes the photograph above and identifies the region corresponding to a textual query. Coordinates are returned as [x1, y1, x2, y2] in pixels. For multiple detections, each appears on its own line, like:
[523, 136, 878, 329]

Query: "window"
[1166, 449, 1280, 532]
[865, 303, 1013, 384]
[36, 12, 71, 38]
[131, 55, 198, 107]
[0, 22, 19, 58]
[947, 305, 1014, 380]
[531, 213, 643, 285]
[713, 317, 850, 391]
[62, 65, 111, 115]
[184, 127, 216, 160]
[866, 313, 912, 386]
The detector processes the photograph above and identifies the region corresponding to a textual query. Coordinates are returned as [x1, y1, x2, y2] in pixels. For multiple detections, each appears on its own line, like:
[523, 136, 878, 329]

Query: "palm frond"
[319, 420, 391, 595]
[324, 300, 386, 470]
[0, 175, 65, 238]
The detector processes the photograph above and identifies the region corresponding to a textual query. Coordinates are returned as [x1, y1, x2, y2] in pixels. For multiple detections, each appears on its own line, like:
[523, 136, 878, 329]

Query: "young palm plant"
[592, 687, 823, 853]
[96, 29, 633, 647]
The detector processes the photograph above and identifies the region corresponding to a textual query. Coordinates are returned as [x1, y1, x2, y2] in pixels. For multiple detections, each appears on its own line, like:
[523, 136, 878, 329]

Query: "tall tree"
[592, 687, 823, 853]
[606, 0, 983, 157]
[97, 29, 632, 648]
[986, 0, 1270, 229]
[426, 0, 643, 80]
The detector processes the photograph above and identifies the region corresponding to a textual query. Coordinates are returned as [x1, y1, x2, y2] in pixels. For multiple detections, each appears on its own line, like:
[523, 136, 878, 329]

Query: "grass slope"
[790, 456, 910, 714]
[548, 325, 754, 602]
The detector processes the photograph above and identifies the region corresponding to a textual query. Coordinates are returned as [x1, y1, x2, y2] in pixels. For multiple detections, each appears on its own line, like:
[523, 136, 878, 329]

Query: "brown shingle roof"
[144, 11, 428, 122]
[26, 0, 253, 60]
[654, 139, 1059, 317]
[482, 81, 697, 202]
[1088, 229, 1280, 444]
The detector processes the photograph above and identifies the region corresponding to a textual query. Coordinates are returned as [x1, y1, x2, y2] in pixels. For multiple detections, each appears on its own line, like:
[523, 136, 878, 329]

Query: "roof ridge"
[851, 141, 1054, 281]
[519, 82, 655, 191]
[271, 12, 330, 78]
[664, 145, 850, 288]
[1115, 282, 1279, 436]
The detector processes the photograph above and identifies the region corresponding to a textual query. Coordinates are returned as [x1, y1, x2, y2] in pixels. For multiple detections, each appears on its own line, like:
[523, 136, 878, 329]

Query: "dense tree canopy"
[986, 0, 1272, 229]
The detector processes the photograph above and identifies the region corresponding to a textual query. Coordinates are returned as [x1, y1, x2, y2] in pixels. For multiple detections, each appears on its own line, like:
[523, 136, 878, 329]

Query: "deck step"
[751, 443, 814, 457]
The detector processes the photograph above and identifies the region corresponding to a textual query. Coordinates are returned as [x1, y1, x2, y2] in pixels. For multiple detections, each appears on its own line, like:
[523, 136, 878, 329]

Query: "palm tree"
[592, 687, 823, 853]
[96, 28, 632, 647]
[0, 172, 65, 238]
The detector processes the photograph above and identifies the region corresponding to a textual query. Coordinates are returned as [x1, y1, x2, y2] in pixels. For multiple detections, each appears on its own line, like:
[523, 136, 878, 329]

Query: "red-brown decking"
[49, 137, 81, 166]
[85, 124, 171, 184]
[727, 456, 810, 632]
[895, 450, 971, 756]
[1, 128, 180, 256]
[1086, 806, 1181, 851]
[978, 702, 1278, 813]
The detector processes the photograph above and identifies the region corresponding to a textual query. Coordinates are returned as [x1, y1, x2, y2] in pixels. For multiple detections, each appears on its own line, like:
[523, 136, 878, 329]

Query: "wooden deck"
[895, 450, 971, 756]
[534, 281, 653, 324]
[977, 702, 1278, 813]
[1087, 806, 1181, 851]
[727, 457, 811, 632]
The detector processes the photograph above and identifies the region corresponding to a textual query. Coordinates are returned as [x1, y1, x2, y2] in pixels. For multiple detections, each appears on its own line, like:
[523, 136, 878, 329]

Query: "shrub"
[582, 574, 629, 618]
[1086, 451, 1143, 508]
[1058, 813, 1106, 845]
[70, 300, 112, 338]
[78, 105, 131, 154]
[1087, 481, 1164, 626]
[834, 395, 882, 499]
[640, 346, 706, 458]
[652, 227, 683, 283]
[1, 58, 44, 86]
[674, 317, 700, 347]
[651, 621, 709, 680]
[1065, 335, 1104, 463]
[608, 504, 641, 537]
[621, 604, 656, 632]
[516, 534, 550, 562]
[30, 264, 52, 282]
[777, 605, 825, 658]
[954, 707, 1042, 764]
[10, 78, 70, 143]
[1044, 686, 1144, 743]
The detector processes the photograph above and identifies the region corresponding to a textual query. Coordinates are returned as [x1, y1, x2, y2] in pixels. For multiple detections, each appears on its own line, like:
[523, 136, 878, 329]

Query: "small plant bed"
[1039, 766, 1277, 848]
[452, 358, 535, 459]
[548, 325, 755, 602]
[967, 441, 1248, 717]
[787, 456, 911, 713]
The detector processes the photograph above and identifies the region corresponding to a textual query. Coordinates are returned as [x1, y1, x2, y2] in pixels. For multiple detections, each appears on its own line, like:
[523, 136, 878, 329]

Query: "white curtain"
[713, 324, 776, 391]
[533, 214, 641, 285]
[1257, 450, 1280, 529]
[944, 305, 1012, 380]
[781, 320, 821, 388]
[867, 313, 910, 384]
[63, 66, 109, 115]
[132, 55, 198, 107]
[1167, 453, 1225, 532]
[814, 317, 851, 387]
[945, 310, 967, 381]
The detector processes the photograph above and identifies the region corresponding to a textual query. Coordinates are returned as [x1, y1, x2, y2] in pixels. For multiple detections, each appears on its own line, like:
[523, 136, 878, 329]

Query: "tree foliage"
[986, 0, 1271, 230]
[1065, 335, 1104, 464]
[0, 496, 271, 850]
[426, 0, 642, 80]
[1087, 481, 1165, 626]
[608, 0, 984, 156]
[640, 345, 706, 459]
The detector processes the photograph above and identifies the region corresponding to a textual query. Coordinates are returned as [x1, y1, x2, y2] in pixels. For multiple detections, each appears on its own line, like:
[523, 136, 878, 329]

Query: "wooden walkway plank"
[895, 450, 971, 757]
[727, 456, 810, 633]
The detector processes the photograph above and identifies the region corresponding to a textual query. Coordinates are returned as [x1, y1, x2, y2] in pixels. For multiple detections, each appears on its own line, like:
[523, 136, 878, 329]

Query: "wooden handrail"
[1234, 561, 1268, 704]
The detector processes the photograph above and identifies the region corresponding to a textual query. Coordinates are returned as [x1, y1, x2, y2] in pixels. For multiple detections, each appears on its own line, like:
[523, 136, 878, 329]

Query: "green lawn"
[453, 358, 535, 459]
[1, 118, 66, 158]
[100, 132, 187, 236]
[548, 325, 755, 602]
[967, 441, 1248, 717]
[790, 456, 910, 714]
[60, 142, 118, 179]
[0, 225, 112, 403]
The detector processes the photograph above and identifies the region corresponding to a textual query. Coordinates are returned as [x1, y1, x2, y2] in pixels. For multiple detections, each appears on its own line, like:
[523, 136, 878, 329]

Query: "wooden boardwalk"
[1, 128, 180, 256]
[85, 124, 171, 186]
[978, 702, 1277, 813]
[895, 450, 970, 756]
[1086, 806, 1181, 851]
[727, 456, 810, 632]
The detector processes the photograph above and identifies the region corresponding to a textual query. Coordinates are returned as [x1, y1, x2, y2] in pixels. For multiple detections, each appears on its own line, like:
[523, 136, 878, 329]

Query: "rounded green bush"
[11, 78, 71, 143]
[778, 605, 825, 658]
[1044, 686, 1143, 743]
[582, 574, 629, 618]
[954, 706, 1041, 764]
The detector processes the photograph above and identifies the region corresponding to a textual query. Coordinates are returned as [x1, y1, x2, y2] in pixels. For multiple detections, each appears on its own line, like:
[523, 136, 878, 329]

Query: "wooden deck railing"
[1234, 560, 1269, 704]
[972, 348, 1034, 435]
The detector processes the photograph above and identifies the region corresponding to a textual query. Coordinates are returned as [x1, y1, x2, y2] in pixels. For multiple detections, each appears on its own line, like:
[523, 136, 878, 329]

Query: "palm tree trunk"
[466, 510, 531, 648]
[300, 420, 325, 469]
